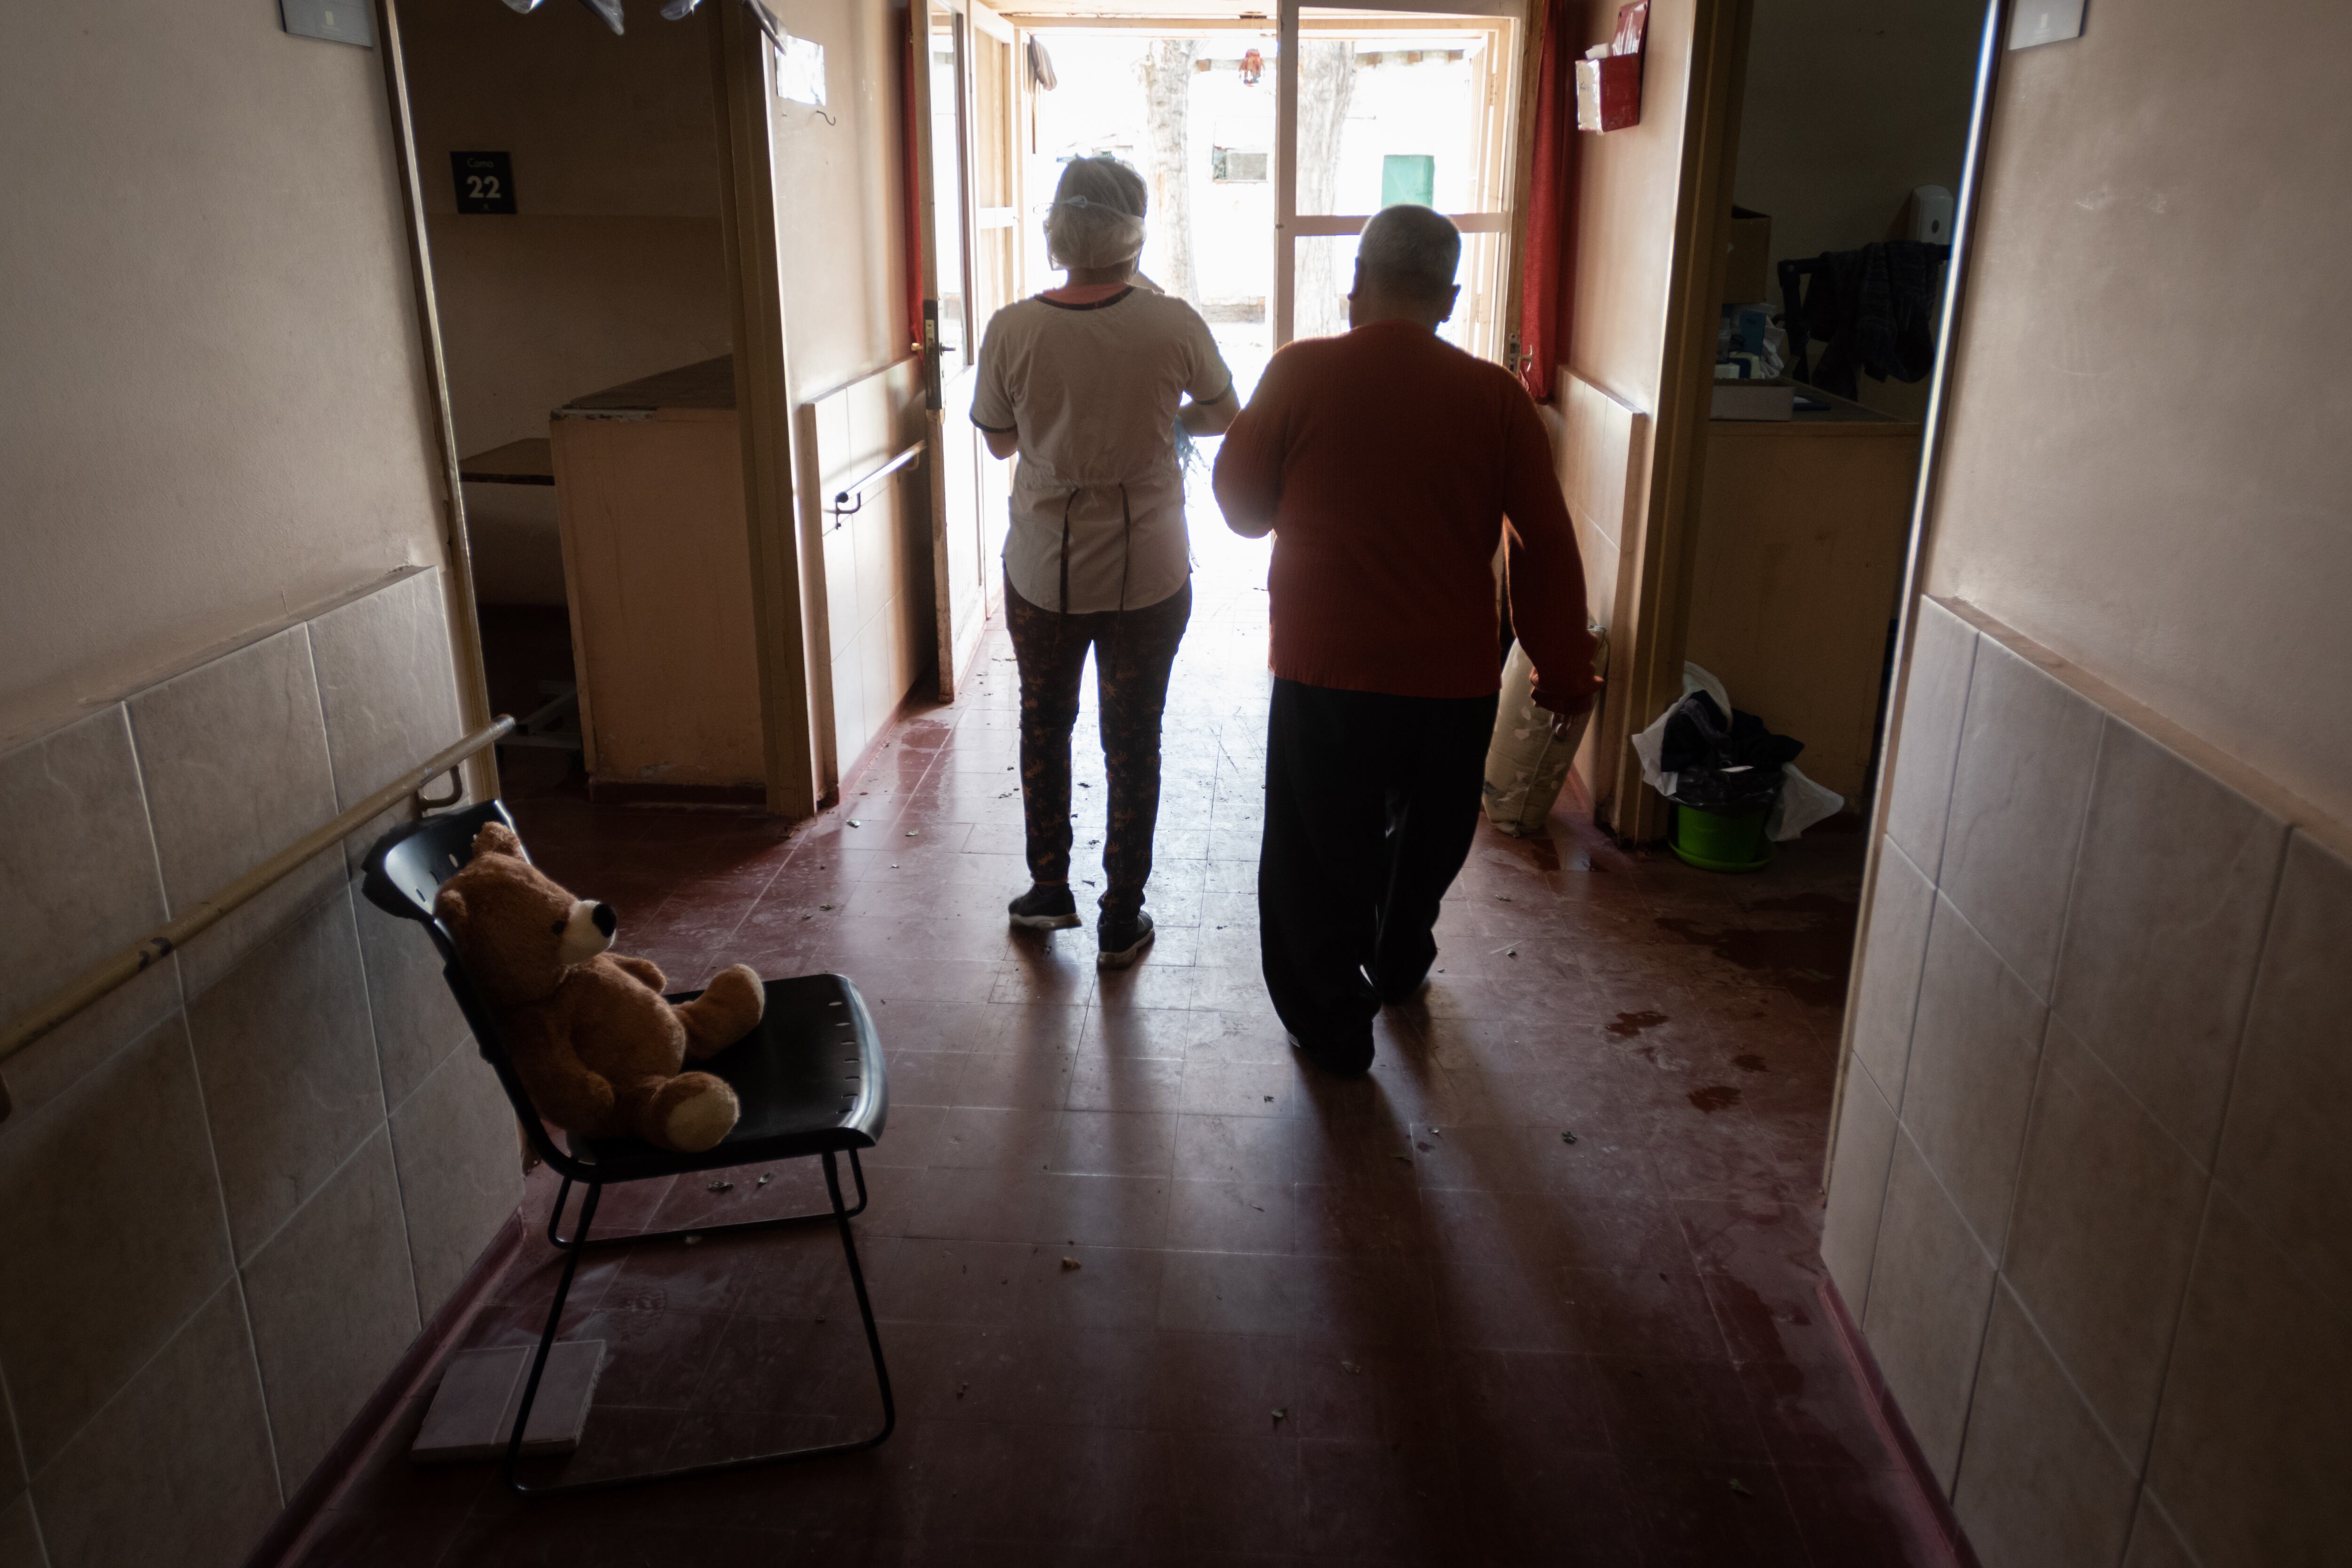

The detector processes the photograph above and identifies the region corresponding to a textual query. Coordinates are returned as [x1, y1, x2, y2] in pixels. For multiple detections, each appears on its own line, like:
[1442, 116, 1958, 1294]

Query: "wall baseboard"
[243, 1208, 529, 1568]
[1818, 1274, 1983, 1568]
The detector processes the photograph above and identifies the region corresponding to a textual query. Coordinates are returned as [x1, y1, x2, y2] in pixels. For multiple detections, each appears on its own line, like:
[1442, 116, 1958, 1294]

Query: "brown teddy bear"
[433, 822, 763, 1154]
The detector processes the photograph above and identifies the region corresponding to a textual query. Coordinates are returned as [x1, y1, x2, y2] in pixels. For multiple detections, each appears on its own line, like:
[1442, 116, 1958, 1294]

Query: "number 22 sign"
[452, 151, 517, 215]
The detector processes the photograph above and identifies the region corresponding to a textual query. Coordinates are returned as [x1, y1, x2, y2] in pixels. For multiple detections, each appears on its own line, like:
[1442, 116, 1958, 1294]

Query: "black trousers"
[1258, 677, 1499, 1047]
[1006, 579, 1192, 912]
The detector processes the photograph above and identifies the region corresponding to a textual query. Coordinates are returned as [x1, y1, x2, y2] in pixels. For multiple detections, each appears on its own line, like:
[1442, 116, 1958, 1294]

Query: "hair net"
[1045, 157, 1148, 271]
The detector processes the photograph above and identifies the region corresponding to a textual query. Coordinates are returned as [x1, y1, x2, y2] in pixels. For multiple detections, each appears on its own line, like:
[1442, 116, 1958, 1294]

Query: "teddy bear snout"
[556, 899, 616, 966]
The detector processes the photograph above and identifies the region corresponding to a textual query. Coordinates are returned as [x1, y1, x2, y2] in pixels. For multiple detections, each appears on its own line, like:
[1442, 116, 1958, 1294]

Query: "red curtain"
[1518, 0, 1575, 403]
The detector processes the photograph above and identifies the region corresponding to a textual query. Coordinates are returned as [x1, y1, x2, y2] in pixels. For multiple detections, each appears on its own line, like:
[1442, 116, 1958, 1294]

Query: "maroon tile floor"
[297, 532, 1955, 1566]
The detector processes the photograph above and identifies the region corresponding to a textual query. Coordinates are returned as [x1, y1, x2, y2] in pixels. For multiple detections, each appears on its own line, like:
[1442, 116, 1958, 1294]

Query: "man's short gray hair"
[1357, 205, 1462, 299]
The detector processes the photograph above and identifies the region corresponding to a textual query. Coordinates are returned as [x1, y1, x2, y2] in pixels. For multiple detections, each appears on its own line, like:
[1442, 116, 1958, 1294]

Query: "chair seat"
[569, 971, 889, 1183]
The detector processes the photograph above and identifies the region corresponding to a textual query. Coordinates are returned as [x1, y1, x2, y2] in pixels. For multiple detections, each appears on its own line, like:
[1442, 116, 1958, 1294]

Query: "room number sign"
[451, 152, 517, 215]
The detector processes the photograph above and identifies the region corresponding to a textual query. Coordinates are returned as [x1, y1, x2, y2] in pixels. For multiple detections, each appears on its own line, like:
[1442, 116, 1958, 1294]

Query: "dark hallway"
[288, 542, 1947, 1566]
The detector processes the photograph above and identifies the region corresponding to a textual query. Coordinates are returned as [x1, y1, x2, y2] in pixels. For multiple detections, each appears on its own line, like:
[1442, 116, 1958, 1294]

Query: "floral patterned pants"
[1005, 578, 1192, 913]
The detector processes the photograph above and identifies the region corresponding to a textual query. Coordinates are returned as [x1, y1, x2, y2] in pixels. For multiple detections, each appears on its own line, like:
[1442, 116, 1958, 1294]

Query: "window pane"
[1292, 227, 1504, 362]
[929, 8, 967, 368]
[1293, 26, 1514, 218]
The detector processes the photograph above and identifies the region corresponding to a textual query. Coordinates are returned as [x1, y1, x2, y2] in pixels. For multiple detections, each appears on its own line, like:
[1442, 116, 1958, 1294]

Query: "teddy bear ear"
[471, 823, 524, 859]
[433, 887, 467, 931]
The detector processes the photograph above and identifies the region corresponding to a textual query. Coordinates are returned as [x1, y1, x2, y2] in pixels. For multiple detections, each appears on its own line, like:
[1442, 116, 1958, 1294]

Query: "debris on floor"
[1060, 1257, 1081, 1271]
[707, 1179, 732, 1192]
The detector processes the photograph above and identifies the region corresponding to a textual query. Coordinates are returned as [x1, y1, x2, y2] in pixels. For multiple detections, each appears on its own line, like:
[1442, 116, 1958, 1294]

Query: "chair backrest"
[362, 802, 588, 1177]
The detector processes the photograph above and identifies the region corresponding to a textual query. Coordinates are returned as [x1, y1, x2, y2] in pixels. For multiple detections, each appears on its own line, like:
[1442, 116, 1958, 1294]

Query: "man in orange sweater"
[1213, 205, 1599, 1075]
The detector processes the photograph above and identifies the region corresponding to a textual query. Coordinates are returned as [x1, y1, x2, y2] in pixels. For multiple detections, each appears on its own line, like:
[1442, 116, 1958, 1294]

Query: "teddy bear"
[432, 822, 764, 1154]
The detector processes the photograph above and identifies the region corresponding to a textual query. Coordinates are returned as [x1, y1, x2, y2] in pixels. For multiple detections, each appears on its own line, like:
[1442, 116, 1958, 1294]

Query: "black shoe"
[1376, 964, 1432, 1007]
[1008, 883, 1081, 930]
[1097, 909, 1155, 969]
[1289, 1029, 1375, 1077]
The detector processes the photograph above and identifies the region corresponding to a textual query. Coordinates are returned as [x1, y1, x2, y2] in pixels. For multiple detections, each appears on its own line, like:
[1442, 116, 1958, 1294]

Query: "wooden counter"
[1684, 390, 1923, 801]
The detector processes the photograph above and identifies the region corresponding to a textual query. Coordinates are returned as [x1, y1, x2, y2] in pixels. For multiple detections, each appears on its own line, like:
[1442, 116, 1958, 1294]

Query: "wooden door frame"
[1590, 0, 1751, 843]
[713, 0, 822, 819]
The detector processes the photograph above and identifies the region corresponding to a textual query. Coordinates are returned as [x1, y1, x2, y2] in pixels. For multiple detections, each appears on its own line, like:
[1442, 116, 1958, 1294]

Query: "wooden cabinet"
[549, 358, 766, 804]
[1684, 393, 1922, 801]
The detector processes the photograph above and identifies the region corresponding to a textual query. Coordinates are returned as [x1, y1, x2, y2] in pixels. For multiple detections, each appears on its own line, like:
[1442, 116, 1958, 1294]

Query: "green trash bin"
[1669, 803, 1772, 873]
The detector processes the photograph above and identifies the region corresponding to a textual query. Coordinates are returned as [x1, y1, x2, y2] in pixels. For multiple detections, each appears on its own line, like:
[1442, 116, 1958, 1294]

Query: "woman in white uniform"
[971, 157, 1238, 967]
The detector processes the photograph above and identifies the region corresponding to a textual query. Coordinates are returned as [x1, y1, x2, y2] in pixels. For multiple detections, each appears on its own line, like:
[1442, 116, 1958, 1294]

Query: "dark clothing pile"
[1659, 692, 1804, 816]
[1788, 240, 1943, 398]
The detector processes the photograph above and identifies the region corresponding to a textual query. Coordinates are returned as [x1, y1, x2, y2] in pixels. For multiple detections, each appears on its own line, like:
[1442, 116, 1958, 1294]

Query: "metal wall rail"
[0, 716, 515, 1121]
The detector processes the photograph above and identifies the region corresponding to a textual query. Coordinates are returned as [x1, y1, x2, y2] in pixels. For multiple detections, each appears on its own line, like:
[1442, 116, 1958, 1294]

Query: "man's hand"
[1534, 684, 1597, 741]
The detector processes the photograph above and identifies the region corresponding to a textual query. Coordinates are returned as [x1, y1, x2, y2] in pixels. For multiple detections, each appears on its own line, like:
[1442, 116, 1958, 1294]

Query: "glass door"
[1273, 0, 1521, 361]
[967, 0, 1024, 612]
[913, 0, 1025, 695]
[913, 0, 987, 695]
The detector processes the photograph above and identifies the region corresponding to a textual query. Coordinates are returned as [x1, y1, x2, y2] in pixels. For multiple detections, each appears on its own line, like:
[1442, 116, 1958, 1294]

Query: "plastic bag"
[1631, 663, 1823, 827]
[1481, 626, 1608, 836]
[1768, 763, 1843, 841]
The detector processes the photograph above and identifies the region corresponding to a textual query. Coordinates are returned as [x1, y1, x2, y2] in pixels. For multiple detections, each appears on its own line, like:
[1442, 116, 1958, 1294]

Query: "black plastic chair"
[363, 801, 893, 1494]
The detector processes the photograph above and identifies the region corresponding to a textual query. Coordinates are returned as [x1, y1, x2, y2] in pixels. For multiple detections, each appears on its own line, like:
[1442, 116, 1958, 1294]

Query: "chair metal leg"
[504, 1151, 893, 1495]
[546, 1148, 870, 1251]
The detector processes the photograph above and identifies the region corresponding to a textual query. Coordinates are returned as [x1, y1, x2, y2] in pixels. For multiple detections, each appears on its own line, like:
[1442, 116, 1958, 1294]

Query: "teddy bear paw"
[678, 965, 766, 1059]
[652, 1072, 740, 1154]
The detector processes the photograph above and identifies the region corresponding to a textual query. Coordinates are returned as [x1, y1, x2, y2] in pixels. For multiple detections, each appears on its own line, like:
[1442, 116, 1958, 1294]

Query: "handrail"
[0, 716, 516, 1119]
[828, 442, 925, 521]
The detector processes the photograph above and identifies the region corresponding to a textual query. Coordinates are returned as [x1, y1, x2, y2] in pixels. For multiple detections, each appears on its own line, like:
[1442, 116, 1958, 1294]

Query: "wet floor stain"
[1689, 1084, 1743, 1112]
[1608, 1009, 1671, 1038]
[1651, 890, 1859, 1008]
[1733, 1053, 1770, 1073]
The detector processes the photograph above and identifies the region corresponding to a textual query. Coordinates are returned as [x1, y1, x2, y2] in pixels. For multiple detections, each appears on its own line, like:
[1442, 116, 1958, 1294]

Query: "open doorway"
[913, 1, 1531, 660]
[397, 0, 747, 804]
[1017, 9, 1523, 383]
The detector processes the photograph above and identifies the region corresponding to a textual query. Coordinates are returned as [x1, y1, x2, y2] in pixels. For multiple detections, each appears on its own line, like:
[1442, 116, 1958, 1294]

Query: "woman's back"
[973, 287, 1230, 614]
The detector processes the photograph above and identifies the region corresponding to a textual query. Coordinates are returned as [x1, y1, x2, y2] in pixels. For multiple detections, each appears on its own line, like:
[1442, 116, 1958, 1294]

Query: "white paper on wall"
[774, 34, 827, 107]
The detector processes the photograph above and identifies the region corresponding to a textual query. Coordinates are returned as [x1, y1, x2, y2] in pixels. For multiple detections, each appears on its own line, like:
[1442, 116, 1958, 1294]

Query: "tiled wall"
[1823, 597, 2352, 1568]
[0, 569, 523, 1568]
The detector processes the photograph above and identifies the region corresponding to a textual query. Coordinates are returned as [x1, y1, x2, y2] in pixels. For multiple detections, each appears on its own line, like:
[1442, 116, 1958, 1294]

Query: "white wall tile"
[29, 1287, 278, 1568]
[1849, 840, 1935, 1104]
[306, 570, 465, 871]
[0, 1017, 233, 1472]
[2051, 720, 2287, 1163]
[1951, 1288, 2139, 1568]
[127, 627, 343, 995]
[388, 1046, 524, 1320]
[0, 1494, 40, 1568]
[1821, 1059, 1899, 1314]
[2143, 1192, 2352, 1568]
[1881, 599, 1978, 880]
[2214, 831, 2352, 1317]
[2121, 1498, 2199, 1568]
[1937, 638, 2103, 999]
[353, 884, 471, 1112]
[0, 708, 172, 1113]
[183, 888, 386, 1264]
[1895, 896, 2048, 1257]
[1999, 1019, 2209, 1459]
[240, 1129, 420, 1490]
[1862, 1130, 1996, 1490]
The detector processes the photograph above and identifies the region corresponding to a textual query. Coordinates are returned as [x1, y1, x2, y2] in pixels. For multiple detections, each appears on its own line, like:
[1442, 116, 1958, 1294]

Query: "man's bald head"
[1350, 205, 1462, 330]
